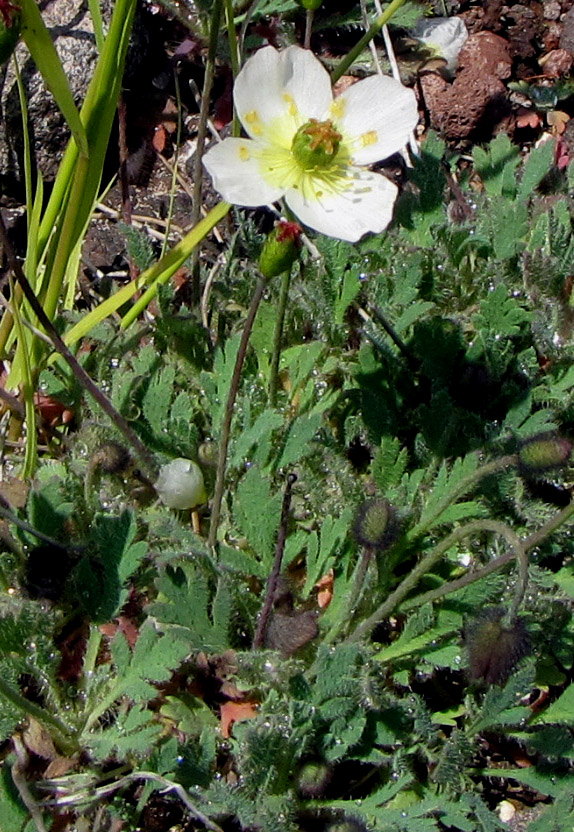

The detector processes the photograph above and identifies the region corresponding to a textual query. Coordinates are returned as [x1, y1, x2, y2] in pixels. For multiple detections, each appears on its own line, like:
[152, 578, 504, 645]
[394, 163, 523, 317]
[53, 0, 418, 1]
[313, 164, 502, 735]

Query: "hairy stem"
[253, 473, 297, 648]
[208, 275, 267, 548]
[268, 268, 291, 407]
[347, 519, 523, 643]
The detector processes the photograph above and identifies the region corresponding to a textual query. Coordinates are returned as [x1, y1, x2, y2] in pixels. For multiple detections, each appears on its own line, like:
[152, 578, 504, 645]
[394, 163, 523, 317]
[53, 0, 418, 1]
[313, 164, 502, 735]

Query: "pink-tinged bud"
[518, 433, 573, 476]
[0, 2, 20, 65]
[465, 607, 530, 686]
[259, 221, 302, 279]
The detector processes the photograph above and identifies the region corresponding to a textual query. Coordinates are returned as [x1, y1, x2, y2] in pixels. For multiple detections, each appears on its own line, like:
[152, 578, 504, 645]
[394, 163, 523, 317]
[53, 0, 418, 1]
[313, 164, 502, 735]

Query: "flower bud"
[518, 433, 572, 476]
[327, 819, 369, 832]
[297, 761, 332, 797]
[297, 0, 322, 9]
[352, 498, 399, 551]
[0, 3, 21, 65]
[259, 220, 302, 279]
[91, 442, 131, 475]
[465, 607, 530, 686]
[154, 458, 207, 509]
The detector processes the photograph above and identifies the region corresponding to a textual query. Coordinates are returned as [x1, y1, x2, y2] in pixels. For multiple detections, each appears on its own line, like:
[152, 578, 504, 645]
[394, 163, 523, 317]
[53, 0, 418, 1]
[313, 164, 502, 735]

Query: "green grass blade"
[19, 0, 88, 158]
[60, 201, 231, 348]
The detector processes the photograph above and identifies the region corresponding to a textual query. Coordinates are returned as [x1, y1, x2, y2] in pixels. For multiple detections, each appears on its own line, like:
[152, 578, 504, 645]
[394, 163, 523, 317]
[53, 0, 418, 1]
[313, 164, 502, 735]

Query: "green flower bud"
[259, 220, 302, 279]
[465, 607, 530, 686]
[327, 819, 369, 832]
[154, 458, 207, 509]
[518, 433, 572, 475]
[291, 119, 342, 170]
[352, 498, 399, 551]
[297, 760, 332, 797]
[297, 0, 322, 10]
[0, 3, 21, 66]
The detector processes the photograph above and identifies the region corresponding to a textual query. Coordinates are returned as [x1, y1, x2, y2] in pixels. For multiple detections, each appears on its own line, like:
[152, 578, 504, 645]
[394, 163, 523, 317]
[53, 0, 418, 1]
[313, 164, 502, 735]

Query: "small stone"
[540, 48, 573, 76]
[559, 6, 574, 55]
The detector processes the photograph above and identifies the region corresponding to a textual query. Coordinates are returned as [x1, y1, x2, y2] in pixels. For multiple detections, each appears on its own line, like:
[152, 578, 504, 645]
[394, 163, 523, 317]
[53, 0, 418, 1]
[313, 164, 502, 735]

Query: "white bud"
[154, 458, 207, 509]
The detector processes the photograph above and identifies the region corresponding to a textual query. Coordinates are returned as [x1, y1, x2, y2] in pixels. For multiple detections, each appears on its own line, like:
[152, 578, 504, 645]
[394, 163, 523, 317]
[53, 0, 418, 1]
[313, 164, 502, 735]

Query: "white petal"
[333, 76, 419, 165]
[285, 168, 398, 242]
[412, 17, 468, 73]
[203, 138, 285, 206]
[234, 45, 333, 145]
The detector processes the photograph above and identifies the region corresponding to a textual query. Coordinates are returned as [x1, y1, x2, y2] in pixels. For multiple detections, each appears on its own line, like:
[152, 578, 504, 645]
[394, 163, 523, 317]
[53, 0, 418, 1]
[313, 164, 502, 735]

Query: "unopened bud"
[327, 819, 369, 832]
[466, 607, 530, 686]
[259, 220, 302, 279]
[518, 433, 572, 476]
[297, 761, 332, 797]
[298, 0, 322, 9]
[0, 3, 21, 65]
[352, 498, 399, 551]
[91, 442, 131, 475]
[154, 458, 207, 509]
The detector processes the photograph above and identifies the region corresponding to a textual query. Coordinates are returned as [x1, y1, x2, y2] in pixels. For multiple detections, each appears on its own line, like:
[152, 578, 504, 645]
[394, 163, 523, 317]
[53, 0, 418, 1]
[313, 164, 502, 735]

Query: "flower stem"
[208, 275, 268, 549]
[253, 472, 297, 648]
[268, 268, 291, 407]
[331, 0, 407, 83]
[304, 9, 313, 50]
[346, 519, 523, 643]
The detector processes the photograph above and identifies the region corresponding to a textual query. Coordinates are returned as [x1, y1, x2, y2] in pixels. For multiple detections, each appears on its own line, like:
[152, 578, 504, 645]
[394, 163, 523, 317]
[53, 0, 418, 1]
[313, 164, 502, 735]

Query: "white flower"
[155, 458, 207, 510]
[203, 45, 419, 243]
[412, 17, 468, 74]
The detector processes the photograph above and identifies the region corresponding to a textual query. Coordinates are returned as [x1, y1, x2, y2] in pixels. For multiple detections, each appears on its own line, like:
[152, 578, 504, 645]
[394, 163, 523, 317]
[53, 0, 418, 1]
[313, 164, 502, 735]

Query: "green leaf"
[473, 134, 520, 197]
[19, 0, 88, 157]
[537, 682, 574, 724]
[142, 365, 175, 437]
[517, 139, 556, 201]
[74, 511, 147, 622]
[276, 412, 322, 470]
[234, 466, 282, 568]
[147, 562, 231, 653]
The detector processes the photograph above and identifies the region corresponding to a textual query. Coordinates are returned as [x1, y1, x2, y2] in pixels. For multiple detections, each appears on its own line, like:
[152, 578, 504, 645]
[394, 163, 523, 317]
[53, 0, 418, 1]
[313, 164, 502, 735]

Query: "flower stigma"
[291, 119, 342, 170]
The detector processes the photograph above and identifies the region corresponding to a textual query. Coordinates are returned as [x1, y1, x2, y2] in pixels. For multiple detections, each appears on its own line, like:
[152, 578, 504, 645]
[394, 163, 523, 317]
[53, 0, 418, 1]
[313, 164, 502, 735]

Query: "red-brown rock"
[540, 48, 573, 76]
[457, 31, 512, 79]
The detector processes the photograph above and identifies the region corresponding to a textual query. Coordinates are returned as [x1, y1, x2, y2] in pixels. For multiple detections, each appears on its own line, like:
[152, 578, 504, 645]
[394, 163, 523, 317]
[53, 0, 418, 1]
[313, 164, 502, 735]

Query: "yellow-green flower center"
[291, 119, 342, 170]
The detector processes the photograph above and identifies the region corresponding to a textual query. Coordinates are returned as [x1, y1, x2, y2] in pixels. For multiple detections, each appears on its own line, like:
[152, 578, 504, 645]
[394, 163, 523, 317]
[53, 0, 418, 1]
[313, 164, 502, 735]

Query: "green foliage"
[147, 560, 232, 652]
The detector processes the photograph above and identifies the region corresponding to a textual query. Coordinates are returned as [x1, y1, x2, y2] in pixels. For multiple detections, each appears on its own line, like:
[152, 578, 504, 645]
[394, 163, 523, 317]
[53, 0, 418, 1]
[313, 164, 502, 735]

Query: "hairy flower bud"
[465, 607, 530, 686]
[327, 819, 369, 832]
[518, 433, 572, 476]
[259, 220, 302, 279]
[91, 441, 131, 475]
[352, 497, 399, 551]
[154, 458, 207, 510]
[297, 760, 332, 797]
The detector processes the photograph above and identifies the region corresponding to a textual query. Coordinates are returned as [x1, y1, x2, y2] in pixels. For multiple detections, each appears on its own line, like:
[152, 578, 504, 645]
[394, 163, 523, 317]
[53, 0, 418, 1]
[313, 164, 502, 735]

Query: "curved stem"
[347, 519, 523, 643]
[406, 455, 518, 543]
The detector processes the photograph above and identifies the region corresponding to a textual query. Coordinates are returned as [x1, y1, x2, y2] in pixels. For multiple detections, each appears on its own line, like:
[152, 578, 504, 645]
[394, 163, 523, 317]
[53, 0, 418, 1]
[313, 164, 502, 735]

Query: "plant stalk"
[208, 275, 267, 549]
[268, 267, 291, 407]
